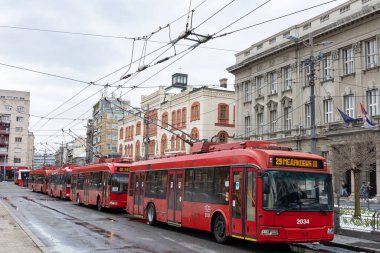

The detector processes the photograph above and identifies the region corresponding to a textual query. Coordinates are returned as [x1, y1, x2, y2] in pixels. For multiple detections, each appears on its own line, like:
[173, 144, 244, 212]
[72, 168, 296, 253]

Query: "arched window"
[181, 134, 186, 151]
[176, 136, 180, 151]
[217, 131, 229, 143]
[149, 140, 155, 156]
[182, 108, 187, 127]
[191, 127, 199, 140]
[171, 111, 176, 127]
[131, 125, 134, 138]
[124, 145, 128, 156]
[130, 144, 133, 158]
[119, 127, 124, 140]
[125, 127, 128, 140]
[162, 112, 168, 128]
[161, 134, 167, 155]
[135, 140, 140, 161]
[177, 109, 181, 127]
[136, 121, 141, 135]
[119, 144, 123, 154]
[171, 135, 175, 151]
[191, 102, 200, 121]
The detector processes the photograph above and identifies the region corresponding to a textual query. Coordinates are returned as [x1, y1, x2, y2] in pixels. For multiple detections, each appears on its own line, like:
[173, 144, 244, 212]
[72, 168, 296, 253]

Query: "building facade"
[0, 89, 32, 180]
[33, 152, 56, 169]
[118, 73, 236, 160]
[91, 94, 130, 161]
[228, 0, 380, 198]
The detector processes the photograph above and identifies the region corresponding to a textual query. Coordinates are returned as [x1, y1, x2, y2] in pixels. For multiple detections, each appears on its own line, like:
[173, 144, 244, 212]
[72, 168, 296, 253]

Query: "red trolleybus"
[28, 166, 56, 193]
[126, 141, 334, 244]
[71, 159, 130, 211]
[15, 169, 30, 187]
[48, 165, 77, 199]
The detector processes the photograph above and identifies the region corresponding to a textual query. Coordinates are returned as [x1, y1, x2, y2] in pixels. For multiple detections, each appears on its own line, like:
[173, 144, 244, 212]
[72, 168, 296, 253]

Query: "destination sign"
[116, 167, 130, 172]
[272, 157, 323, 169]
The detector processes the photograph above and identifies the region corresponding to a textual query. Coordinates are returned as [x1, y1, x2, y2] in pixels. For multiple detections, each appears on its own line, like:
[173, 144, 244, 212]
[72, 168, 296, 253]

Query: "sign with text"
[272, 157, 323, 169]
[116, 167, 130, 173]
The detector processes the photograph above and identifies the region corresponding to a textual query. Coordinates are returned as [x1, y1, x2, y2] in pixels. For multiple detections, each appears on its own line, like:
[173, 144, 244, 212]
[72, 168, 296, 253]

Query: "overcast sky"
[0, 0, 348, 152]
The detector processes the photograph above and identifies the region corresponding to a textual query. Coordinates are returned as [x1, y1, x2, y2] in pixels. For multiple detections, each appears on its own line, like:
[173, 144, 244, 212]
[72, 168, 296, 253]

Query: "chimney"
[219, 78, 228, 88]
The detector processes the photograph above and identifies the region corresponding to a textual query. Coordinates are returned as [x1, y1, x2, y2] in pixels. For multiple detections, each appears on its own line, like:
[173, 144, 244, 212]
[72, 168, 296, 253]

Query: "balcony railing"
[0, 129, 10, 134]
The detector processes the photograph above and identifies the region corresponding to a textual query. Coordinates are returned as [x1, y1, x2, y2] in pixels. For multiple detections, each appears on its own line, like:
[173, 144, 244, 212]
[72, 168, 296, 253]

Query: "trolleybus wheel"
[213, 214, 227, 244]
[147, 204, 156, 225]
[97, 197, 102, 212]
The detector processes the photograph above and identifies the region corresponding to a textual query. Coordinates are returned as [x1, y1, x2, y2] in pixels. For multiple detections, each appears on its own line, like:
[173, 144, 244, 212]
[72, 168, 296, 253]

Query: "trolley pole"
[144, 104, 150, 160]
[309, 34, 317, 154]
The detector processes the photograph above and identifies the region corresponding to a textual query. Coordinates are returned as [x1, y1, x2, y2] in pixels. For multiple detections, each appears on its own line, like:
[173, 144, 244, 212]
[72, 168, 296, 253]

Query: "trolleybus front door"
[102, 172, 109, 207]
[231, 168, 257, 240]
[133, 173, 145, 216]
[167, 171, 184, 224]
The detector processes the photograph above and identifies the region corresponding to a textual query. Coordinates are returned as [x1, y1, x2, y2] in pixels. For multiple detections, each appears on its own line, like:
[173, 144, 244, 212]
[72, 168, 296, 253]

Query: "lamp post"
[286, 34, 333, 154]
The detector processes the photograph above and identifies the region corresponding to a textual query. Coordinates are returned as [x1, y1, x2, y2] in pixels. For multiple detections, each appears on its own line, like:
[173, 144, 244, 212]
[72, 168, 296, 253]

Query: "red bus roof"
[71, 162, 131, 174]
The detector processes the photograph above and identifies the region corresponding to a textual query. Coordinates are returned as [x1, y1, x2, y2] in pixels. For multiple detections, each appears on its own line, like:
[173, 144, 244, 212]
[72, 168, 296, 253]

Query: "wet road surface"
[0, 182, 356, 253]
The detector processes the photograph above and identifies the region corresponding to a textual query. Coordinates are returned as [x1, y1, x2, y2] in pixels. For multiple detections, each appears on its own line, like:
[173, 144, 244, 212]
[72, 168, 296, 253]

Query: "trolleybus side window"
[146, 170, 167, 199]
[77, 174, 85, 190]
[184, 166, 229, 204]
[90, 172, 102, 190]
[110, 174, 129, 193]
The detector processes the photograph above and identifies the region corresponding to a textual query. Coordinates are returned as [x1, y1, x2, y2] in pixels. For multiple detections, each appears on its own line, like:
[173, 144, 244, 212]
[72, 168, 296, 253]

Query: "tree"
[331, 132, 377, 217]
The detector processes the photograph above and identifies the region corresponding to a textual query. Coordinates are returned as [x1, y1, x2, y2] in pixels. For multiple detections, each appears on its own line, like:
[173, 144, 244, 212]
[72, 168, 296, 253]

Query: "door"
[167, 171, 184, 223]
[102, 172, 109, 206]
[230, 168, 257, 239]
[84, 175, 90, 204]
[133, 173, 145, 216]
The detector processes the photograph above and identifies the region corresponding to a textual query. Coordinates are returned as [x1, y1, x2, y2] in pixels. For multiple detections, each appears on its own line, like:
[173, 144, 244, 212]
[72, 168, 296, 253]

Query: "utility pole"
[309, 34, 317, 154]
[144, 104, 150, 160]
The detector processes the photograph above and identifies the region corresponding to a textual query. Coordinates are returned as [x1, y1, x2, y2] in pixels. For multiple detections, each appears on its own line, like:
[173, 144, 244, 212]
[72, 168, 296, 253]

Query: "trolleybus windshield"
[110, 174, 129, 193]
[262, 171, 333, 212]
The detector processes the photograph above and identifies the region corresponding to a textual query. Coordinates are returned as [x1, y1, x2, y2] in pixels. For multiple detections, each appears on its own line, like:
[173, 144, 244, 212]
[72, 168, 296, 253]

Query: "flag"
[360, 103, 376, 128]
[337, 108, 356, 124]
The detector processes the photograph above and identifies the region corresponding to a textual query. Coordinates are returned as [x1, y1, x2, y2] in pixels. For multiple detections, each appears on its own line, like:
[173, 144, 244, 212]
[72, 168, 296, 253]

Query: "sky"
[0, 0, 348, 153]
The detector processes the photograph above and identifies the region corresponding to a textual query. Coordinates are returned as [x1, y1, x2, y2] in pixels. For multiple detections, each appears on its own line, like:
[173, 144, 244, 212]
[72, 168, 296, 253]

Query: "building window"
[343, 47, 354, 75]
[119, 144, 123, 154]
[366, 39, 378, 69]
[15, 137, 22, 143]
[162, 112, 168, 128]
[303, 23, 311, 30]
[270, 110, 277, 133]
[305, 103, 311, 128]
[367, 89, 379, 116]
[171, 111, 176, 126]
[257, 113, 264, 136]
[181, 108, 186, 127]
[176, 109, 181, 127]
[119, 128, 124, 140]
[243, 81, 252, 102]
[190, 102, 200, 121]
[161, 134, 167, 155]
[16, 117, 23, 122]
[136, 121, 141, 136]
[344, 94, 355, 118]
[304, 61, 312, 85]
[340, 5, 350, 14]
[320, 14, 329, 23]
[269, 72, 277, 94]
[135, 140, 140, 161]
[5, 105, 12, 111]
[17, 106, 24, 113]
[323, 99, 333, 123]
[257, 43, 263, 50]
[269, 38, 276, 44]
[190, 127, 199, 140]
[218, 103, 229, 123]
[362, 0, 371, 3]
[284, 107, 292, 131]
[14, 158, 21, 163]
[15, 127, 23, 132]
[284, 67, 292, 90]
[217, 131, 228, 143]
[244, 116, 251, 138]
[323, 54, 333, 80]
[256, 76, 263, 97]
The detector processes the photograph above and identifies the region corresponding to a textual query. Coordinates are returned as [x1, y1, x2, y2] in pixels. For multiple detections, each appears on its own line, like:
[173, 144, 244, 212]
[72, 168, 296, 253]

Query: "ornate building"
[118, 73, 235, 160]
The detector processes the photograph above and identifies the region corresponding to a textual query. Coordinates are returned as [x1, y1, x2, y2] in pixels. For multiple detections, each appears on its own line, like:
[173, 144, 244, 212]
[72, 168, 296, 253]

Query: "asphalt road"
[0, 182, 353, 253]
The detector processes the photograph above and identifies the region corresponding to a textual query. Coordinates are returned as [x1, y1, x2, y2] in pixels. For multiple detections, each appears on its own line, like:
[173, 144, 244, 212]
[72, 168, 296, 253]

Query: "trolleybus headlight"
[110, 201, 118, 205]
[327, 228, 334, 234]
[261, 229, 279, 236]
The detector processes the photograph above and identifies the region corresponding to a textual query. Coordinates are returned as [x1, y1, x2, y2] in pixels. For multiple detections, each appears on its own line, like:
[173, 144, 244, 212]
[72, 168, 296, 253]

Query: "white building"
[227, 0, 380, 198]
[0, 89, 32, 180]
[118, 73, 236, 160]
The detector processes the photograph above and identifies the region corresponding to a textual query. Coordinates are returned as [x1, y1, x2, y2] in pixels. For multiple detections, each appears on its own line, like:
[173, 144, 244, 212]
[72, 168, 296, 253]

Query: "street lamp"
[286, 34, 333, 154]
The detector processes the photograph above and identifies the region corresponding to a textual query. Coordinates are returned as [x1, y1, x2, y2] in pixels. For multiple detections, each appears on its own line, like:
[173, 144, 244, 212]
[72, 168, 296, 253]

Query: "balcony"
[0, 150, 8, 156]
[0, 129, 10, 135]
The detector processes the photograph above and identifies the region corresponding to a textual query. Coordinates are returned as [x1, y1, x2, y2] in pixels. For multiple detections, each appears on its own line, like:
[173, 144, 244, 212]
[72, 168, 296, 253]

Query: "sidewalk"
[0, 200, 48, 253]
[324, 234, 380, 253]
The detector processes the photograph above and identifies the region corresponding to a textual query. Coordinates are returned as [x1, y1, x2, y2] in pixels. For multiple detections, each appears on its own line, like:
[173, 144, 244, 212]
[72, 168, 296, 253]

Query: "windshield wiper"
[276, 206, 300, 215]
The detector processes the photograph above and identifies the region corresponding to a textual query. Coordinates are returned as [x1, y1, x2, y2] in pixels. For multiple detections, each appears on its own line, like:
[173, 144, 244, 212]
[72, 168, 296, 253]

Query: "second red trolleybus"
[14, 169, 30, 187]
[126, 141, 334, 244]
[48, 165, 77, 199]
[28, 166, 56, 193]
[71, 158, 131, 211]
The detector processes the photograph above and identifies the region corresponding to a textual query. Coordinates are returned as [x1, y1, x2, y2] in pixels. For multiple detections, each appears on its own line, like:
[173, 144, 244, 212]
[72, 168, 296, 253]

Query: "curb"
[0, 200, 50, 253]
[323, 241, 380, 253]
